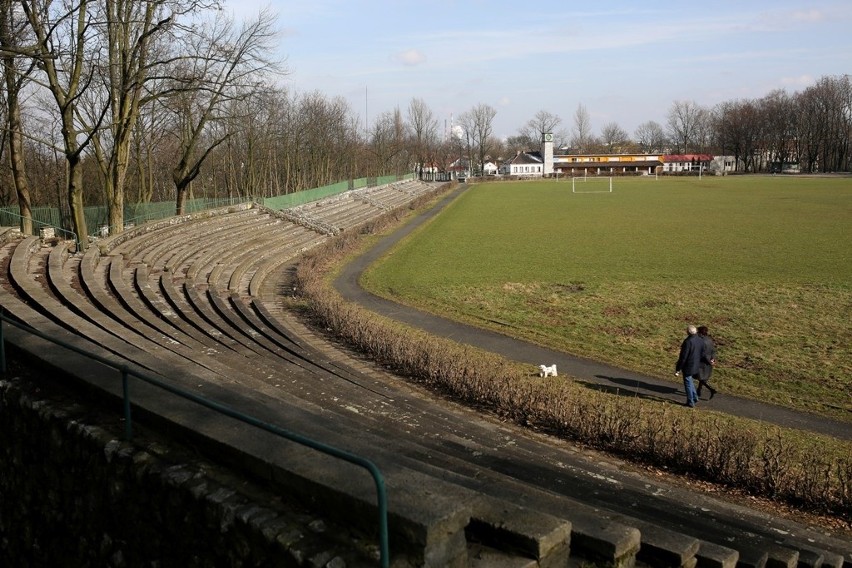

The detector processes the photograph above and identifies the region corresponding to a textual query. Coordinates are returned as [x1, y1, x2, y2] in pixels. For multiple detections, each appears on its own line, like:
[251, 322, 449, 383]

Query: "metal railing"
[0, 311, 389, 567]
[0, 210, 79, 250]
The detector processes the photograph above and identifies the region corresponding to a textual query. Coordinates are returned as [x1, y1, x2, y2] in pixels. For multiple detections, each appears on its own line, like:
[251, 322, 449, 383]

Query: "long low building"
[486, 135, 738, 179]
[553, 153, 664, 175]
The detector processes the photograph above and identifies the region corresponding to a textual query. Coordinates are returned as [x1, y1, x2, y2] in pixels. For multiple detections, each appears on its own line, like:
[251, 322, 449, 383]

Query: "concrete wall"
[0, 375, 375, 568]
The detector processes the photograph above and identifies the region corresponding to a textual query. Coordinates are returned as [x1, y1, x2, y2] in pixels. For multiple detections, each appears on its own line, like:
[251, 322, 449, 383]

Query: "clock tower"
[542, 132, 554, 176]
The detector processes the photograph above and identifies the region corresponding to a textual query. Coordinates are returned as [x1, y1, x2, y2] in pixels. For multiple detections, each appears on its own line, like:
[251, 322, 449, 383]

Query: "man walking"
[696, 325, 717, 399]
[675, 325, 704, 408]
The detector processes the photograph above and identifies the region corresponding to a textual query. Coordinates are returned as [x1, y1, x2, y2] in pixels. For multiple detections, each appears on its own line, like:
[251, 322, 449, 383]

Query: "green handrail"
[0, 210, 79, 250]
[0, 311, 389, 567]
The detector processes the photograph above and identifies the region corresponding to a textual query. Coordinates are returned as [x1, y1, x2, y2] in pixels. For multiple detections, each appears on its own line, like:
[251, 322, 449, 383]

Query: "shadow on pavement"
[568, 376, 681, 405]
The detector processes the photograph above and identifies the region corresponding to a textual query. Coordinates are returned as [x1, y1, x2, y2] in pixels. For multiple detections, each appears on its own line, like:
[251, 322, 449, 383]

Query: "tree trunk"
[107, 141, 130, 232]
[1, 5, 32, 235]
[7, 102, 32, 235]
[175, 182, 188, 216]
[68, 157, 89, 251]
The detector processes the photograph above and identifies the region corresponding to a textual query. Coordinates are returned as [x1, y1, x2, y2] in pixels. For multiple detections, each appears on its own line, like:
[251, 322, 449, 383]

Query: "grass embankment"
[292, 178, 851, 521]
[361, 176, 851, 421]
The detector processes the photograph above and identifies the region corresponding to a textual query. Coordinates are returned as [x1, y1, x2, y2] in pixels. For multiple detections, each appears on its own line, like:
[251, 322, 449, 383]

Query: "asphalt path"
[335, 185, 851, 442]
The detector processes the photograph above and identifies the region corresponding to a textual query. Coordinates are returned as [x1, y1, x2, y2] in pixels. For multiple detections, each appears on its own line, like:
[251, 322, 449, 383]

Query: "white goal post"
[572, 176, 613, 193]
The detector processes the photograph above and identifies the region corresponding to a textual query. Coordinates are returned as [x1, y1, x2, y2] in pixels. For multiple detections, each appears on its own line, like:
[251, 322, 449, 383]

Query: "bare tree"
[368, 107, 406, 176]
[600, 122, 629, 153]
[22, 0, 108, 251]
[435, 132, 462, 177]
[693, 106, 714, 154]
[0, 0, 37, 233]
[453, 114, 474, 175]
[759, 89, 796, 171]
[85, 0, 194, 234]
[131, 88, 173, 204]
[666, 100, 706, 153]
[634, 120, 666, 153]
[407, 98, 437, 180]
[460, 103, 496, 174]
[796, 75, 852, 172]
[713, 99, 763, 171]
[164, 8, 280, 215]
[570, 103, 594, 152]
[504, 134, 532, 155]
[526, 109, 561, 144]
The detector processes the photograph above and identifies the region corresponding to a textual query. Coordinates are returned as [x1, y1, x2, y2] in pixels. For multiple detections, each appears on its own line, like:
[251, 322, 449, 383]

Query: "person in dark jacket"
[675, 325, 704, 407]
[696, 325, 717, 399]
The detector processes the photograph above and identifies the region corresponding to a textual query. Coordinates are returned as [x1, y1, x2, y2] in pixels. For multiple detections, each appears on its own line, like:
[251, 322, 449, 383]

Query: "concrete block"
[636, 523, 700, 567]
[795, 547, 824, 568]
[735, 547, 769, 568]
[467, 496, 571, 568]
[695, 540, 739, 568]
[467, 543, 539, 568]
[568, 514, 640, 567]
[766, 546, 799, 568]
[816, 550, 844, 568]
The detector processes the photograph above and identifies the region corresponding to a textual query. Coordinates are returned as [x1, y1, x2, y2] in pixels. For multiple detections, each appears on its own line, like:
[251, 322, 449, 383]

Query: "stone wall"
[0, 375, 376, 568]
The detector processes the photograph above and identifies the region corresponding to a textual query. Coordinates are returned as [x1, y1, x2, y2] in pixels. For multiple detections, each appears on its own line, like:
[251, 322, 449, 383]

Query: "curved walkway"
[335, 186, 852, 442]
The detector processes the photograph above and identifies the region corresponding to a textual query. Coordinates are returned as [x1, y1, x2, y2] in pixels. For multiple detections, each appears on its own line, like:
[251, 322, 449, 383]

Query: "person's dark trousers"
[697, 380, 716, 399]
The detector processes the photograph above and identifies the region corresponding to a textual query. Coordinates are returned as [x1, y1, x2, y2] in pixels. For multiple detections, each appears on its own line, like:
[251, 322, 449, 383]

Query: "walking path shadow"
[334, 186, 851, 441]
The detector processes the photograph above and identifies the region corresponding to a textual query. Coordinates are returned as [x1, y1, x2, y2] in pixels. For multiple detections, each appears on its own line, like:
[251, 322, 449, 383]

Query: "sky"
[223, 0, 852, 142]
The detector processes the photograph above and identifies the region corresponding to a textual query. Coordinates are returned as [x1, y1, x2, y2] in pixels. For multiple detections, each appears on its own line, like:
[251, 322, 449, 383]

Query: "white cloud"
[791, 9, 826, 22]
[393, 49, 427, 66]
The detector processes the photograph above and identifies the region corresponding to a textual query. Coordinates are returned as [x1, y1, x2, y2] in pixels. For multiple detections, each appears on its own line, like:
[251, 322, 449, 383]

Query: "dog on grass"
[538, 364, 558, 378]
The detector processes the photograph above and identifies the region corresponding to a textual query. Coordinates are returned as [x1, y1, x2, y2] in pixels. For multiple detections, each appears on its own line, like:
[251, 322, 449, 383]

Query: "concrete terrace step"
[8, 238, 174, 375]
[54, 241, 250, 382]
[157, 273, 266, 359]
[181, 220, 304, 284]
[103, 203, 257, 262]
[140, 213, 277, 281]
[206, 230, 290, 294]
[77, 247, 210, 356]
[157, 213, 283, 277]
[141, 211, 272, 272]
[223, 228, 325, 297]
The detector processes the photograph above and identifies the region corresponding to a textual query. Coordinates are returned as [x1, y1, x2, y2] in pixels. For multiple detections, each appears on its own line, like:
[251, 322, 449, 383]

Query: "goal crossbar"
[572, 177, 612, 193]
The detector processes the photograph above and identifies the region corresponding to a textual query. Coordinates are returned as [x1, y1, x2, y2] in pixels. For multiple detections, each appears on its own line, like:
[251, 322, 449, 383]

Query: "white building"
[499, 151, 545, 176]
[661, 154, 713, 173]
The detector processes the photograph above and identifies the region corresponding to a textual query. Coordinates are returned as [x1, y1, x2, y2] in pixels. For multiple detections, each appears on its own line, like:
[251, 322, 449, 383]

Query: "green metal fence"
[262, 180, 351, 210]
[1, 174, 415, 236]
[0, 197, 250, 238]
[261, 174, 414, 211]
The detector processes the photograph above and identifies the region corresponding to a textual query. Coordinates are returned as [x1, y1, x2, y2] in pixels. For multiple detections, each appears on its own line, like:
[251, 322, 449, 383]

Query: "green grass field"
[361, 175, 852, 421]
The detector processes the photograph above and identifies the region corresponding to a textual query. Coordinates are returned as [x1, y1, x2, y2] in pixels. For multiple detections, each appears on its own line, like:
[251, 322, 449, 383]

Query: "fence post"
[0, 312, 6, 374]
[121, 365, 133, 441]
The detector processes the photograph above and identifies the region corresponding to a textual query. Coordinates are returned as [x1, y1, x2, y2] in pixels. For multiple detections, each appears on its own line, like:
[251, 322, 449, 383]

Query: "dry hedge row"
[292, 190, 852, 521]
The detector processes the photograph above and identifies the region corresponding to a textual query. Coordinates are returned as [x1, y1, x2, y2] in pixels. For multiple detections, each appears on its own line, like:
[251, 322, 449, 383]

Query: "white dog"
[538, 364, 558, 378]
